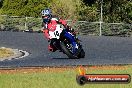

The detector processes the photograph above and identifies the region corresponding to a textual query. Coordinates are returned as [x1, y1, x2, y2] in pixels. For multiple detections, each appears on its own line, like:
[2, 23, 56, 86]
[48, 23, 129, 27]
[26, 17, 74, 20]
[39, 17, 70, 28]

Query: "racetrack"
[0, 31, 132, 67]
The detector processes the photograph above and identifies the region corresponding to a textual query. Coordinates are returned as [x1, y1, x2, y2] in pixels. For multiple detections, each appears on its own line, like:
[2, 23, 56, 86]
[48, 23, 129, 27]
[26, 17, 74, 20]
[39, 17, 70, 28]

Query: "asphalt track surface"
[0, 31, 132, 67]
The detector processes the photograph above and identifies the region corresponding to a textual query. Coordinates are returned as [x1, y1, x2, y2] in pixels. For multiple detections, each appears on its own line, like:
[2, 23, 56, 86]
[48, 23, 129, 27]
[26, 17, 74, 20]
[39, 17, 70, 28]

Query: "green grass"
[0, 65, 132, 88]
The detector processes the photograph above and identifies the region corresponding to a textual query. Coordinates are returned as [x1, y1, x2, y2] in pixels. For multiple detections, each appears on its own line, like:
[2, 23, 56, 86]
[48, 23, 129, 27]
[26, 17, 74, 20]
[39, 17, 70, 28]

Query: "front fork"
[63, 31, 78, 54]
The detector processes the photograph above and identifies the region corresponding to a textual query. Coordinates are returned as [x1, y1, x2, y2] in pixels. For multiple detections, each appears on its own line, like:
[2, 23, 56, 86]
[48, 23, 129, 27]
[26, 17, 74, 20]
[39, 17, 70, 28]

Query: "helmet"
[41, 8, 52, 16]
[41, 8, 52, 23]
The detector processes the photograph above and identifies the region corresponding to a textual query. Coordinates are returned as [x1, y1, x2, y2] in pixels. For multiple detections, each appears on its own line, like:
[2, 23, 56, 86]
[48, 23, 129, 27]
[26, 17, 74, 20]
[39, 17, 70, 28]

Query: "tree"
[21, 0, 51, 17]
[78, 2, 98, 21]
[2, 0, 26, 16]
[103, 0, 132, 23]
[50, 0, 83, 20]
[1, 0, 51, 17]
[0, 0, 4, 8]
[0, 0, 131, 23]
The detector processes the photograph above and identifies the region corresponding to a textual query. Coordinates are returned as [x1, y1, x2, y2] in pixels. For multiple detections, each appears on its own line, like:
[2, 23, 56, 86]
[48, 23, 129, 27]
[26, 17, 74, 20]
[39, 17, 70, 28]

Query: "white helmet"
[41, 8, 52, 16]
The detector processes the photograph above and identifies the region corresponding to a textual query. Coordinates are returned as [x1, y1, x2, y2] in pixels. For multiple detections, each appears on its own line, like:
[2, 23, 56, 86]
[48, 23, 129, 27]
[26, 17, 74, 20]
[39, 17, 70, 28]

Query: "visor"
[42, 15, 48, 18]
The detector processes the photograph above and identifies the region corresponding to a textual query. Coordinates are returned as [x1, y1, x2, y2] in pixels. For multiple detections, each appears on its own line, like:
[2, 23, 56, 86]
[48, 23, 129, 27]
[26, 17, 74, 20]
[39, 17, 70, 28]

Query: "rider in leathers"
[42, 8, 76, 52]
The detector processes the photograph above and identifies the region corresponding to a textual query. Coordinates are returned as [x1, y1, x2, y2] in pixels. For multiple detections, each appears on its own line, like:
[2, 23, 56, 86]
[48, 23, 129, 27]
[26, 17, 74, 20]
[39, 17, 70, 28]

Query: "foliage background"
[0, 0, 131, 23]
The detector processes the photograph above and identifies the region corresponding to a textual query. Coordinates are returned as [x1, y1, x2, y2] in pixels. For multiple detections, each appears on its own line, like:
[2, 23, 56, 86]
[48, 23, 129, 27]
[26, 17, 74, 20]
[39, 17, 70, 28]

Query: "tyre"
[60, 42, 78, 59]
[78, 49, 85, 58]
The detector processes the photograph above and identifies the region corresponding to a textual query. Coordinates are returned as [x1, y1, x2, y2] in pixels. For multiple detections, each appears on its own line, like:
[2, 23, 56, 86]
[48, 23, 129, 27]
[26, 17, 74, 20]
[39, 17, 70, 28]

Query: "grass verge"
[0, 65, 131, 88]
[0, 47, 14, 58]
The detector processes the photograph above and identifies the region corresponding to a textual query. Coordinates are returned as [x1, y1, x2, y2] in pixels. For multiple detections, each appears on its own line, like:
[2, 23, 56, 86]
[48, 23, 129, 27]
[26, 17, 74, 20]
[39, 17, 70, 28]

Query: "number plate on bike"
[49, 25, 63, 39]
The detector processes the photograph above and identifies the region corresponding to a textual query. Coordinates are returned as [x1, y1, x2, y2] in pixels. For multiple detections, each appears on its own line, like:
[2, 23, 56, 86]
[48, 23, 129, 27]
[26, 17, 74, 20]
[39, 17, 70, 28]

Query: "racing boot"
[48, 45, 56, 52]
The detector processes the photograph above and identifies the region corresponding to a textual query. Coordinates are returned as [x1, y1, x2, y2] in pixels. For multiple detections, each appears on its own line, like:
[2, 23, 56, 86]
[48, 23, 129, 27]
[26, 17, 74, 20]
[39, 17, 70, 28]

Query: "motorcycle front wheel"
[60, 41, 80, 59]
[77, 49, 85, 58]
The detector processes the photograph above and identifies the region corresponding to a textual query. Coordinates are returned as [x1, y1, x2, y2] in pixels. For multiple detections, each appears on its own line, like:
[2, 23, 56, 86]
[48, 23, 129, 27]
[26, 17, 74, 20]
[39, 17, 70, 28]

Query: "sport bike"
[48, 24, 85, 59]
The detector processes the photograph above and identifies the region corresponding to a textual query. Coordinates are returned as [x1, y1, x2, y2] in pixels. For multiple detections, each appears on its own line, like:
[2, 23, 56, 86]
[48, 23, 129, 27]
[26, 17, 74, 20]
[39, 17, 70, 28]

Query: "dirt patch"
[0, 65, 128, 74]
[0, 67, 76, 74]
[0, 47, 29, 61]
[0, 47, 14, 58]
[87, 65, 127, 70]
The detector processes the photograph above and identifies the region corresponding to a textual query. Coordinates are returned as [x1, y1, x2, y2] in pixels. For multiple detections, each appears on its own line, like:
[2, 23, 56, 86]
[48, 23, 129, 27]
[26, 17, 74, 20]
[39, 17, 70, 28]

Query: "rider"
[41, 8, 76, 52]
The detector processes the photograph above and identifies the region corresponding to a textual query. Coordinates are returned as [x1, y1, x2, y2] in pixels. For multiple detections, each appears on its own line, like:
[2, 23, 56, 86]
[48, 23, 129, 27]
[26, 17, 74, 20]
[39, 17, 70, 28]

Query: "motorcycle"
[48, 24, 85, 59]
